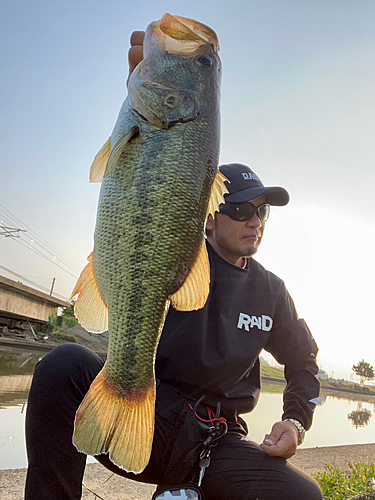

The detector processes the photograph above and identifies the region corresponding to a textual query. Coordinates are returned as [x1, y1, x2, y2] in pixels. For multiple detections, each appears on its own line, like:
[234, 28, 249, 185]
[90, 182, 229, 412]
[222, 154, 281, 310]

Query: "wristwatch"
[283, 418, 305, 445]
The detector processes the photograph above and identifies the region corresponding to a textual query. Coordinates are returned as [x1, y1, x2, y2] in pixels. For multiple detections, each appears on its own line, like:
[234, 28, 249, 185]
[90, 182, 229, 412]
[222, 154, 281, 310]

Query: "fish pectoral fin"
[105, 125, 139, 177]
[73, 368, 155, 474]
[89, 138, 112, 183]
[170, 170, 227, 312]
[206, 169, 229, 219]
[170, 238, 210, 311]
[70, 252, 108, 333]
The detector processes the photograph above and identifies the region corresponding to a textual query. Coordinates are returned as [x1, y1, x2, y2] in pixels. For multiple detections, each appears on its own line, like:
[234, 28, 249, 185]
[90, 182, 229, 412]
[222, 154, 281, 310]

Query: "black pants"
[25, 344, 323, 500]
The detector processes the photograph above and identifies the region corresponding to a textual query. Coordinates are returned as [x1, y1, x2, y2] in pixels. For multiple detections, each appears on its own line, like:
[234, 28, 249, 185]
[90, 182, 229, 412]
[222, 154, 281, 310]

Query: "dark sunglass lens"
[233, 203, 255, 221]
[220, 202, 270, 222]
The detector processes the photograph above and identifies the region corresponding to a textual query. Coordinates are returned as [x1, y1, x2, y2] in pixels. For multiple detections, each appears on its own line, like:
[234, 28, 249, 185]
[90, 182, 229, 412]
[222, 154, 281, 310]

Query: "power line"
[0, 264, 51, 293]
[0, 205, 83, 274]
[4, 234, 78, 279]
[0, 205, 83, 277]
[0, 219, 78, 279]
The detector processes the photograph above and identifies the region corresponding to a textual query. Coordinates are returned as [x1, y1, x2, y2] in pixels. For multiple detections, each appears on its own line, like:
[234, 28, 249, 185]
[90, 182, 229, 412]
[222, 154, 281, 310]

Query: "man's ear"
[206, 214, 215, 232]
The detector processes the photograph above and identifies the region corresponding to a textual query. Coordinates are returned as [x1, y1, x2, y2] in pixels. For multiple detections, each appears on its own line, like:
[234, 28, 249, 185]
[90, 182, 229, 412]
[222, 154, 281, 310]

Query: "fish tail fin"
[73, 368, 155, 473]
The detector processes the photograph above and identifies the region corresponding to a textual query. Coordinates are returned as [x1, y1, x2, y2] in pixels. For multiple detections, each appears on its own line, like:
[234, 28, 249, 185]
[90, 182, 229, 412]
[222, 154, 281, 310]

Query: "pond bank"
[2, 443, 375, 500]
[1, 337, 374, 400]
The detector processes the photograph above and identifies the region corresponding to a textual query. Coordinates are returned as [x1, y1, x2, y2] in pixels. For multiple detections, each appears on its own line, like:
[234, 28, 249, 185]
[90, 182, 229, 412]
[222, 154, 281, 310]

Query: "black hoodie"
[156, 242, 320, 430]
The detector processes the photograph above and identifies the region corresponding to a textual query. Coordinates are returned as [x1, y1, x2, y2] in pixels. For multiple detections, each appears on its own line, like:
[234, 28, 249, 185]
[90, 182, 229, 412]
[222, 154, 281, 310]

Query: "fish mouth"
[144, 13, 220, 56]
[132, 106, 200, 129]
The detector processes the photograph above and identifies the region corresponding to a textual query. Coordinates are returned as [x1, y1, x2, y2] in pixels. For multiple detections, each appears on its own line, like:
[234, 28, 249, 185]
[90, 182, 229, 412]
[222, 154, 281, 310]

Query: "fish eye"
[196, 56, 212, 67]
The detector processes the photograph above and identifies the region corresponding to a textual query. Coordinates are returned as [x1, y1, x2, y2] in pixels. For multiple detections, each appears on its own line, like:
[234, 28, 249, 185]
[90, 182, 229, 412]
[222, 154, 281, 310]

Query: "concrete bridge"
[0, 275, 70, 325]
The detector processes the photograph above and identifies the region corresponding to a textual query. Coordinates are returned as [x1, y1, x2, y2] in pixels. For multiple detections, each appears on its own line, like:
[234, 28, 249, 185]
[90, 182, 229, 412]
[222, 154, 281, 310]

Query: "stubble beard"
[241, 236, 262, 258]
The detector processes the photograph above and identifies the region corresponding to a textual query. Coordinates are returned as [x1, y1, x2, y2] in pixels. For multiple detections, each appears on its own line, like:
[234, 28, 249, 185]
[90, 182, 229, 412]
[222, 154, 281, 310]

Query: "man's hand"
[259, 420, 299, 459]
[127, 31, 145, 84]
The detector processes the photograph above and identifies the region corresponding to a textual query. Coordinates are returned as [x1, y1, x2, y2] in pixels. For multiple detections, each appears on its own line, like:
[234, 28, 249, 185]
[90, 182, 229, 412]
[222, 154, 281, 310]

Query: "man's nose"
[245, 213, 262, 228]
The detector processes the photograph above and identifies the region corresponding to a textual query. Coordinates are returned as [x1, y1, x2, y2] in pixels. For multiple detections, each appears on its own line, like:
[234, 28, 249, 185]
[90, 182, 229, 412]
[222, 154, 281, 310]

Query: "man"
[25, 34, 323, 500]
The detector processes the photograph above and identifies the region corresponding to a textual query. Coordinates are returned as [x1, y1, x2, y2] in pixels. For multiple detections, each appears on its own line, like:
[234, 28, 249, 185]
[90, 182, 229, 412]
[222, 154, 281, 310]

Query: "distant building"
[0, 275, 69, 326]
[316, 369, 328, 381]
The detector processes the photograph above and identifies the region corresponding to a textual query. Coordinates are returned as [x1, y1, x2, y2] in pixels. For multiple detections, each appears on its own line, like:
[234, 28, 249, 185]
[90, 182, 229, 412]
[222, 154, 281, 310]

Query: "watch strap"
[283, 418, 305, 445]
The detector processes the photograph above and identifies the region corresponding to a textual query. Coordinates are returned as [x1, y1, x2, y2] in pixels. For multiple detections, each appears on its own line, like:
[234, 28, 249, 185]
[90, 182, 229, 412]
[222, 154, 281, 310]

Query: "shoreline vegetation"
[260, 364, 375, 398]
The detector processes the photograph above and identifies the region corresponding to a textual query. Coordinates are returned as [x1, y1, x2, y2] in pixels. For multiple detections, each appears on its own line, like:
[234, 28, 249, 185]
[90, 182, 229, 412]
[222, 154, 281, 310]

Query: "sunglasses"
[219, 202, 270, 222]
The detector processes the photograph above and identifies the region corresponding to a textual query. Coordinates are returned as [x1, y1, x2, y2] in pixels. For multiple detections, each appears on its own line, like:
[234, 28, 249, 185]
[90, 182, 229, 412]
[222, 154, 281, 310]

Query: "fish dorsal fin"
[206, 169, 229, 219]
[70, 252, 108, 333]
[89, 138, 112, 183]
[105, 126, 139, 177]
[170, 238, 210, 311]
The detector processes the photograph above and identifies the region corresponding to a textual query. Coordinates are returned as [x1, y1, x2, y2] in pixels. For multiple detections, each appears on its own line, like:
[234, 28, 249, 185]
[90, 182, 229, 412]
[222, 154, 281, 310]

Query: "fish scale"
[71, 13, 227, 473]
[100, 127, 214, 388]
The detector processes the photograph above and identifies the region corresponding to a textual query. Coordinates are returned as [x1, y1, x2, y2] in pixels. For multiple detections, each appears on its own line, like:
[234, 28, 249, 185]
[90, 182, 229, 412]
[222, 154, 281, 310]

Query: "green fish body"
[71, 13, 227, 473]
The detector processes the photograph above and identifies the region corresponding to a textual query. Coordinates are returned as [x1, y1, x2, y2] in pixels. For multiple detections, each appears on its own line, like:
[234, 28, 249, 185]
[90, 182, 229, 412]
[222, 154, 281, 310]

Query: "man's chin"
[243, 244, 259, 258]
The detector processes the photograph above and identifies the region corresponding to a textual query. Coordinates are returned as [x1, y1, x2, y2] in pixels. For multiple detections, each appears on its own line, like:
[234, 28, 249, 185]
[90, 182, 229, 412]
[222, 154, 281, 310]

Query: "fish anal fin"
[206, 169, 229, 219]
[170, 239, 210, 311]
[73, 368, 155, 473]
[105, 126, 139, 177]
[70, 252, 108, 333]
[89, 138, 112, 183]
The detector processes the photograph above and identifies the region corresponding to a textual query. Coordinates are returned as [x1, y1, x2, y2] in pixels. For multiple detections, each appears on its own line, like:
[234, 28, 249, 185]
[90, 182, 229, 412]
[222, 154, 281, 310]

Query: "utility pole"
[0, 223, 26, 238]
[50, 278, 56, 296]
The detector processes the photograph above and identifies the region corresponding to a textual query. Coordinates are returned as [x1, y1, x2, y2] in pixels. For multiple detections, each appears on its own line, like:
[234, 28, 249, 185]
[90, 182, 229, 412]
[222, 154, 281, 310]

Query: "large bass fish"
[71, 13, 227, 473]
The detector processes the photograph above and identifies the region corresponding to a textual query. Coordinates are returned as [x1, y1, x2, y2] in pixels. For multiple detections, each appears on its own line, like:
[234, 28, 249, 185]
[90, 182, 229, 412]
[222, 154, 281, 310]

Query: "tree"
[61, 302, 76, 318]
[352, 360, 375, 387]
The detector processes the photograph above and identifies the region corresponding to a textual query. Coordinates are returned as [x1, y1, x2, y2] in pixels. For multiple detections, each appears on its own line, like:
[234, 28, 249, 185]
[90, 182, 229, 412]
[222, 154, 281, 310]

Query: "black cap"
[219, 163, 290, 206]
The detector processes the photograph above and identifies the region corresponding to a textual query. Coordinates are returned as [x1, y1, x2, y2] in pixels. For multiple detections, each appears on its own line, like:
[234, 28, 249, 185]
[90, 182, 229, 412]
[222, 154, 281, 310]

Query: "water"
[243, 386, 375, 449]
[1, 345, 375, 470]
[0, 345, 45, 470]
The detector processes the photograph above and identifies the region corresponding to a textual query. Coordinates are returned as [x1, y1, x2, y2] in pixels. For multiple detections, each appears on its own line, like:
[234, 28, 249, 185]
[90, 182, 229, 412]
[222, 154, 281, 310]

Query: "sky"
[1, 0, 374, 380]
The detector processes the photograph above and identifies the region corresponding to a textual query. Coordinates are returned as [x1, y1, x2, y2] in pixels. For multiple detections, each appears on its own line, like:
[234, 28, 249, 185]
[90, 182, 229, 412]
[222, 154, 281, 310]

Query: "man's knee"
[282, 468, 323, 500]
[35, 343, 102, 376]
[30, 343, 103, 402]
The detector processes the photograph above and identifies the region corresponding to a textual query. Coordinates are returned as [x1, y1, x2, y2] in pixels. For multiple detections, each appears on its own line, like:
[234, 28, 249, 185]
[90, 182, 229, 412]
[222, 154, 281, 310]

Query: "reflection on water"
[1, 345, 375, 469]
[0, 346, 46, 469]
[348, 401, 373, 429]
[243, 386, 375, 450]
[0, 346, 44, 408]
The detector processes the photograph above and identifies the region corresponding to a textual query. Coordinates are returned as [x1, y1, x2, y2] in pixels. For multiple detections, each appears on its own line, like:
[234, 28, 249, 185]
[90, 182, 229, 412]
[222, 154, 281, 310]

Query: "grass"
[312, 461, 375, 499]
[260, 364, 284, 379]
[38, 305, 79, 344]
[260, 363, 375, 396]
[82, 481, 105, 499]
[80, 461, 375, 499]
[320, 379, 375, 396]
